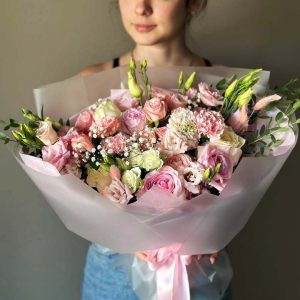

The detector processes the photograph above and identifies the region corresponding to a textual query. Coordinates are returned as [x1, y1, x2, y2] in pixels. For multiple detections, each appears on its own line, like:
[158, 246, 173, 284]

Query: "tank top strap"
[203, 58, 212, 67]
[112, 57, 120, 68]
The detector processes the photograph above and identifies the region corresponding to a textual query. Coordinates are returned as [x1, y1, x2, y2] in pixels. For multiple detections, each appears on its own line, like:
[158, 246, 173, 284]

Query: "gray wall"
[0, 1, 299, 299]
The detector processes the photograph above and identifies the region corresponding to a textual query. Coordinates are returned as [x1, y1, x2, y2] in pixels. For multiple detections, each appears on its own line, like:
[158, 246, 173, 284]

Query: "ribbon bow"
[144, 243, 192, 300]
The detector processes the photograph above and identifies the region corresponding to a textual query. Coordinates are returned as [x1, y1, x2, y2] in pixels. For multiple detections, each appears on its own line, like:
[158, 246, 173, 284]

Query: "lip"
[134, 24, 156, 33]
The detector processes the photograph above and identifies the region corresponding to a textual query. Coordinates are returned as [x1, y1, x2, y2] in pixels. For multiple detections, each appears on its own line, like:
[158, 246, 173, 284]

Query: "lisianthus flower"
[197, 144, 242, 191]
[112, 90, 139, 112]
[186, 87, 198, 100]
[165, 154, 193, 173]
[182, 163, 204, 194]
[227, 105, 248, 134]
[253, 94, 281, 111]
[42, 140, 71, 172]
[151, 87, 188, 110]
[198, 82, 223, 107]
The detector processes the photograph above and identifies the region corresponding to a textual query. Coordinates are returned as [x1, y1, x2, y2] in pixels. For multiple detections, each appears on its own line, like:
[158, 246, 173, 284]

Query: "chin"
[128, 30, 169, 46]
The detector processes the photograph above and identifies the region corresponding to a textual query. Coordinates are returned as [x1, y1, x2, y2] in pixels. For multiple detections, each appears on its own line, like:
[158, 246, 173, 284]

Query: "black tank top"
[112, 57, 212, 68]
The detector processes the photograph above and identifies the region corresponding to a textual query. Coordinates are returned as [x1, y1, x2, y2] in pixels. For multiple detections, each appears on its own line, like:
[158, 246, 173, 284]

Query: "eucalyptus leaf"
[9, 118, 19, 127]
[216, 78, 227, 90]
[277, 127, 289, 132]
[270, 134, 277, 143]
[257, 141, 266, 148]
[260, 125, 266, 135]
[0, 132, 9, 140]
[275, 112, 283, 123]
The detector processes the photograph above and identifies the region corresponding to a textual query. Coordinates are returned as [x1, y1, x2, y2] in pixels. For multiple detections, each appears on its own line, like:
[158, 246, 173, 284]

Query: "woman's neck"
[131, 35, 195, 67]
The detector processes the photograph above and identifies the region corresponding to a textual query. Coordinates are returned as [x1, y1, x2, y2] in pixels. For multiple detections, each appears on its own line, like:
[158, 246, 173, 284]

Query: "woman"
[81, 1, 233, 299]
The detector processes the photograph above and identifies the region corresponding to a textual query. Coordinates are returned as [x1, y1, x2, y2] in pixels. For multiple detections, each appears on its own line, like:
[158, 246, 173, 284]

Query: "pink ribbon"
[144, 243, 192, 300]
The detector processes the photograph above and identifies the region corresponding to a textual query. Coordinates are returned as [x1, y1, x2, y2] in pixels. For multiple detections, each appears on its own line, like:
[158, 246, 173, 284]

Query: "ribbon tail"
[155, 258, 176, 300]
[173, 256, 190, 300]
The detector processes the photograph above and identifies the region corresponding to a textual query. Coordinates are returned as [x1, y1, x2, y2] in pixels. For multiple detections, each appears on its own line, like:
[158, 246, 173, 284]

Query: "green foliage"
[116, 157, 131, 171]
[178, 71, 196, 95]
[243, 112, 290, 156]
[140, 59, 152, 100]
[0, 108, 61, 150]
[215, 75, 237, 91]
[221, 69, 262, 120]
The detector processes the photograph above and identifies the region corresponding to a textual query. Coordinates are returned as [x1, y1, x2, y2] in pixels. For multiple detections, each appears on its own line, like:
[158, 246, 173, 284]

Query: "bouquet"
[1, 61, 299, 300]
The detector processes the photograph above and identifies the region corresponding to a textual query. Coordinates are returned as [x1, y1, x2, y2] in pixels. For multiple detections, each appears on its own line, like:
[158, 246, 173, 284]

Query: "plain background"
[0, 1, 299, 299]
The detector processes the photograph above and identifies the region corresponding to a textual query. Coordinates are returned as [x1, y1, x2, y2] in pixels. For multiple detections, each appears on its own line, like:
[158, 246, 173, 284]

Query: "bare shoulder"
[80, 52, 131, 76]
[79, 60, 113, 76]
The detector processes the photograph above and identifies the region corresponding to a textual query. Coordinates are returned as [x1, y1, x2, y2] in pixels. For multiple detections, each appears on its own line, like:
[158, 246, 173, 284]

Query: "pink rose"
[121, 107, 146, 135]
[89, 116, 120, 138]
[159, 129, 188, 157]
[111, 90, 139, 112]
[104, 178, 133, 204]
[42, 140, 71, 172]
[102, 133, 127, 155]
[151, 87, 188, 110]
[139, 166, 185, 198]
[71, 134, 93, 153]
[197, 144, 242, 191]
[198, 82, 223, 107]
[75, 111, 94, 133]
[165, 154, 193, 172]
[144, 98, 168, 123]
[227, 105, 249, 134]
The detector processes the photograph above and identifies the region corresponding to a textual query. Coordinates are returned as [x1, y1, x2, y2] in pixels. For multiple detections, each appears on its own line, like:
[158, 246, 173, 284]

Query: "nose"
[135, 0, 153, 16]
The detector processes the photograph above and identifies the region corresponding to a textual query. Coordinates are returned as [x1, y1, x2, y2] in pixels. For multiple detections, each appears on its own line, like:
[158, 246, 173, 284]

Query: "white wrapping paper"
[15, 66, 296, 255]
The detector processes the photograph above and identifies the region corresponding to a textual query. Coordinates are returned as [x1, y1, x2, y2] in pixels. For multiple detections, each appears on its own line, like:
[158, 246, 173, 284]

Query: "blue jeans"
[81, 244, 233, 300]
